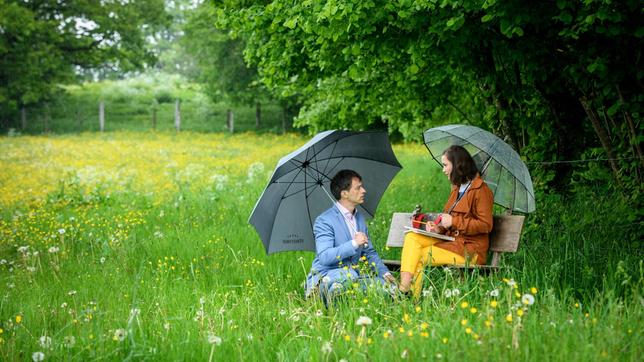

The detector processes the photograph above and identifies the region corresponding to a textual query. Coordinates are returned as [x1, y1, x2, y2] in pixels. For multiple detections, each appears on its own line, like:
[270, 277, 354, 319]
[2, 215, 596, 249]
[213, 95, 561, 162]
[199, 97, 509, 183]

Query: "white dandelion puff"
[31, 352, 45, 362]
[521, 293, 535, 306]
[207, 333, 222, 345]
[356, 316, 372, 326]
[113, 329, 127, 342]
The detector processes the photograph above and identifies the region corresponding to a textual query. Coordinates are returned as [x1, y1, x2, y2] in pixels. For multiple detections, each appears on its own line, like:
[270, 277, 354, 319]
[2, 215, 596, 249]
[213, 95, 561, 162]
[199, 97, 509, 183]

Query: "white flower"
[443, 289, 453, 298]
[315, 310, 324, 317]
[129, 308, 140, 319]
[521, 293, 535, 306]
[38, 336, 52, 349]
[207, 333, 222, 345]
[356, 316, 372, 326]
[489, 289, 500, 297]
[113, 328, 127, 342]
[163, 322, 171, 331]
[321, 276, 331, 284]
[199, 297, 206, 305]
[67, 290, 77, 296]
[194, 310, 205, 321]
[153, 231, 164, 238]
[100, 257, 106, 264]
[451, 288, 461, 296]
[26, 266, 37, 272]
[63, 336, 76, 348]
[18, 246, 29, 254]
[58, 228, 66, 235]
[321, 341, 333, 354]
[60, 302, 68, 309]
[246, 333, 253, 341]
[401, 349, 409, 359]
[32, 352, 45, 362]
[506, 279, 517, 287]
[0, 259, 6, 265]
[47, 246, 59, 254]
[279, 309, 286, 316]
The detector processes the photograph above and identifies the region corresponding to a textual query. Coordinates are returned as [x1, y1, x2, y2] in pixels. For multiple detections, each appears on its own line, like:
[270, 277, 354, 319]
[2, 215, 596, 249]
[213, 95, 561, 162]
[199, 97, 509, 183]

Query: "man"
[304, 169, 395, 301]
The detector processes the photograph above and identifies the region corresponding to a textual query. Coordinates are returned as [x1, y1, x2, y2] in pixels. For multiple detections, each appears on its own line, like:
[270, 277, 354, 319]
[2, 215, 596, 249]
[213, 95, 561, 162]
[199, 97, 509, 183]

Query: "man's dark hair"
[443, 145, 479, 185]
[330, 169, 362, 200]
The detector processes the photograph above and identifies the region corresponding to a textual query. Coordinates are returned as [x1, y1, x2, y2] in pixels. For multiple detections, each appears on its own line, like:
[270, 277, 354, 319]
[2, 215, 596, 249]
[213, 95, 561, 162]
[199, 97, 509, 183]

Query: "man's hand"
[354, 232, 369, 247]
[383, 272, 397, 285]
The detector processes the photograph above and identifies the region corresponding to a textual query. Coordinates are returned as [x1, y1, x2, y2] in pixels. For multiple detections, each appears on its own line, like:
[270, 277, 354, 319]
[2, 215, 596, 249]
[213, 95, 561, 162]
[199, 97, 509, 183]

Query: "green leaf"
[408, 64, 420, 74]
[284, 17, 298, 29]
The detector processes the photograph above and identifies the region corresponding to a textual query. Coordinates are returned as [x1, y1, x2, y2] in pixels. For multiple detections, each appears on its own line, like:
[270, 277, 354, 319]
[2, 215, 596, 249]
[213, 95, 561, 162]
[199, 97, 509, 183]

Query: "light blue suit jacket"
[305, 205, 390, 297]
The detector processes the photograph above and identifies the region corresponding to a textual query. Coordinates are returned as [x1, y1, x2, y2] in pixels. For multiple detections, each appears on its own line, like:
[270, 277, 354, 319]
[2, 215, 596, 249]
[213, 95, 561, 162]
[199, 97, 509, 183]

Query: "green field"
[0, 132, 641, 361]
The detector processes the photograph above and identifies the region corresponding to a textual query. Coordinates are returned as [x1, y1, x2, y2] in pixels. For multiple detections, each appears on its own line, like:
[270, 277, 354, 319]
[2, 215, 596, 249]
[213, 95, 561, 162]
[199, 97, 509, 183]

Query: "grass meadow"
[0, 131, 641, 361]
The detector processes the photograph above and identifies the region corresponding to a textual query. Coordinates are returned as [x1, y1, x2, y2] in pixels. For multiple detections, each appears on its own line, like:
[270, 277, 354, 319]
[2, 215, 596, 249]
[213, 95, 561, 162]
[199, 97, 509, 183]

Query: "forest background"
[0, 0, 642, 360]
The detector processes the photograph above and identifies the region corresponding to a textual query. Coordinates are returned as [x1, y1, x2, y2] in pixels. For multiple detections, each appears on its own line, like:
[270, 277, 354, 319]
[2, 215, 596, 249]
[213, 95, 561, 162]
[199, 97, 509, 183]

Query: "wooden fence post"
[174, 100, 181, 132]
[21, 107, 27, 130]
[255, 102, 261, 129]
[99, 101, 105, 132]
[43, 103, 50, 133]
[152, 100, 158, 130]
[227, 109, 234, 133]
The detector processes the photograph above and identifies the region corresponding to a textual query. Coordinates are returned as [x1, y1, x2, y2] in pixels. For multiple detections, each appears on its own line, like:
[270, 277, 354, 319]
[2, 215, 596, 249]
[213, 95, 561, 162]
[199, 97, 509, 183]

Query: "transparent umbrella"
[423, 124, 535, 213]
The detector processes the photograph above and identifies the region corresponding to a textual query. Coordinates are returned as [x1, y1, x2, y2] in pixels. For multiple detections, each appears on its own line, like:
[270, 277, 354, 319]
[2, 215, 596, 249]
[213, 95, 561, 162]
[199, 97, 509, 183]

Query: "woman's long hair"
[443, 145, 479, 185]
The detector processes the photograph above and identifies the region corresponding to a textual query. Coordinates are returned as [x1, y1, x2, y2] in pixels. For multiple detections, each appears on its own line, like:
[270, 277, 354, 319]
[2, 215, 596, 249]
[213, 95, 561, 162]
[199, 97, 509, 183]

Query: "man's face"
[343, 177, 366, 205]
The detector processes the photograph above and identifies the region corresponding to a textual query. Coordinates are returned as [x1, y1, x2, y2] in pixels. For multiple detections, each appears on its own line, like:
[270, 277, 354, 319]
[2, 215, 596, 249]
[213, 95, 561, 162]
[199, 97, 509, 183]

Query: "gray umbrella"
[249, 130, 402, 254]
[423, 125, 535, 213]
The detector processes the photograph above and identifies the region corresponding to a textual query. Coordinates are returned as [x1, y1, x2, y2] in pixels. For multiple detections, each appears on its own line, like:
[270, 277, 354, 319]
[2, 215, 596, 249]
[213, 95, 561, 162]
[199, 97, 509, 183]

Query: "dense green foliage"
[0, 0, 169, 114]
[216, 0, 643, 191]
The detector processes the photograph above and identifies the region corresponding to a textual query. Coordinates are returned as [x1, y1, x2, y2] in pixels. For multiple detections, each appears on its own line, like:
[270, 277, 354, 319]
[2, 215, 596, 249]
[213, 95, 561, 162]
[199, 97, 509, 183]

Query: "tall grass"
[0, 132, 641, 361]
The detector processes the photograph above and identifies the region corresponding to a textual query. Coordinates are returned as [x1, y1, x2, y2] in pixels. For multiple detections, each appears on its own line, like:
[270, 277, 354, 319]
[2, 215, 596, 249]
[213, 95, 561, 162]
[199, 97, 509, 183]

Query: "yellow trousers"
[400, 232, 473, 296]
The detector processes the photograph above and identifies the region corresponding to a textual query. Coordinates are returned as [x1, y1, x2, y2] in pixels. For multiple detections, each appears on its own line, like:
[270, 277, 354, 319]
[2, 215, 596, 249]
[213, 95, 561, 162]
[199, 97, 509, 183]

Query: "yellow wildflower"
[15, 315, 22, 324]
[344, 335, 351, 342]
[442, 337, 448, 344]
[490, 300, 498, 308]
[531, 287, 538, 294]
[465, 327, 472, 334]
[420, 322, 429, 330]
[461, 319, 468, 326]
[470, 307, 478, 314]
[505, 314, 513, 323]
[460, 301, 469, 309]
[517, 309, 524, 317]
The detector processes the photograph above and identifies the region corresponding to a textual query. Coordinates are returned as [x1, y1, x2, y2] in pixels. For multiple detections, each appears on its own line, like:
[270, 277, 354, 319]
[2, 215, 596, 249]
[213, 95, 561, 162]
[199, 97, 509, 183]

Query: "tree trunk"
[579, 96, 621, 184]
[616, 85, 644, 170]
[255, 102, 261, 129]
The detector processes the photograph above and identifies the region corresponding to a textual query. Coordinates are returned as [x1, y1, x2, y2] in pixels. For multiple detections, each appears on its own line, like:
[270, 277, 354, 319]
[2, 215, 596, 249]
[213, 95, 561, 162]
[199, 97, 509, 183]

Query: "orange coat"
[434, 175, 494, 265]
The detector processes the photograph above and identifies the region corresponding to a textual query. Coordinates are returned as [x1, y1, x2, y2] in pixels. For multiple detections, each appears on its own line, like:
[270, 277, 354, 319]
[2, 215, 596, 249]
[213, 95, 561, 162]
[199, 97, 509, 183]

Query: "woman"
[399, 145, 494, 295]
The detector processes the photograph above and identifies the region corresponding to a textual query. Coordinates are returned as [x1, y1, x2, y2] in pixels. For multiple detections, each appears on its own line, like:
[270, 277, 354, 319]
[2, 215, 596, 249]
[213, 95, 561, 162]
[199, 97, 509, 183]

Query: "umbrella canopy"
[249, 130, 402, 254]
[423, 125, 535, 213]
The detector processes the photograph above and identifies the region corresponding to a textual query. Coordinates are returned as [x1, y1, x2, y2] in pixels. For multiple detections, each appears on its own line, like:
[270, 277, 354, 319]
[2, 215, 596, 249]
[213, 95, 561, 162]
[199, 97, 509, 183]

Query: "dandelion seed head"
[207, 333, 222, 345]
[32, 352, 45, 362]
[521, 293, 535, 306]
[356, 316, 372, 326]
[321, 341, 333, 354]
[113, 328, 127, 342]
[38, 336, 52, 349]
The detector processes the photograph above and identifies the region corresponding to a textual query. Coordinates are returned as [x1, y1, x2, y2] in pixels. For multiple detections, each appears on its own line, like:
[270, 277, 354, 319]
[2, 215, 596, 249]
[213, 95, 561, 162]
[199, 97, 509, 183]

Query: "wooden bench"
[382, 212, 525, 272]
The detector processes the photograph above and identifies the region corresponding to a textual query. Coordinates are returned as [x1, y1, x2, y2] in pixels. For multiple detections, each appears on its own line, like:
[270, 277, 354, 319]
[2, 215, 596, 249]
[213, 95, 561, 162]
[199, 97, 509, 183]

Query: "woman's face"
[441, 154, 453, 180]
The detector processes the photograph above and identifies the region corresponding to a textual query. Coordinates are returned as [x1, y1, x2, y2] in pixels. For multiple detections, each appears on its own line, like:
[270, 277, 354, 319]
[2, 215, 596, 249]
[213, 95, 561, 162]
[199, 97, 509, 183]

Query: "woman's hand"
[439, 214, 453, 228]
[425, 221, 437, 232]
